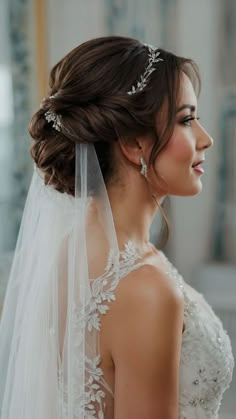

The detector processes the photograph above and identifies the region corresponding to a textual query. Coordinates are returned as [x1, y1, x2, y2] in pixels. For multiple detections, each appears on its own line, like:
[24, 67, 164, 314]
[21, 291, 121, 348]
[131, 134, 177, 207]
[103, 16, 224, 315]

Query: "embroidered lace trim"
[58, 241, 143, 418]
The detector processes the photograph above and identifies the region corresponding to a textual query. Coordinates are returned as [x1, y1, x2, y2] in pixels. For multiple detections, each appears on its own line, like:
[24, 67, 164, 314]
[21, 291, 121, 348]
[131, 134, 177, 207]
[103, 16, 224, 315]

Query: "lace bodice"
[161, 252, 235, 419]
[60, 241, 234, 418]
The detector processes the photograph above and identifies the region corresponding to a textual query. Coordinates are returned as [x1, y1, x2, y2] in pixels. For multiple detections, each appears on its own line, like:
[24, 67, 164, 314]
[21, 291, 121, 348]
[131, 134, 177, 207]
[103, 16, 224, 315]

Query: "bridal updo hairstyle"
[29, 36, 200, 245]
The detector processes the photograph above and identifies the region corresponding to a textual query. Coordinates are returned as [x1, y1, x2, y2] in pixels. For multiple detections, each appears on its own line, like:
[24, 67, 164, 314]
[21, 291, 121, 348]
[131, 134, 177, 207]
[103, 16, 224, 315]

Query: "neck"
[107, 171, 165, 254]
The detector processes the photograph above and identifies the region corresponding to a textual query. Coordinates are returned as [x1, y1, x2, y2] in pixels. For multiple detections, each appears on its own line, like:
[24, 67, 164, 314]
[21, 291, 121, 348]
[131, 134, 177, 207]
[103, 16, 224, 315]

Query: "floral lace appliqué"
[58, 241, 143, 418]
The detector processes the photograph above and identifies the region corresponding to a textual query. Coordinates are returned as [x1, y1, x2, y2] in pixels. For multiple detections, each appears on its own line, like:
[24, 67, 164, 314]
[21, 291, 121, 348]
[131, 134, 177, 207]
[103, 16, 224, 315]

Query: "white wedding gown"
[66, 241, 235, 419]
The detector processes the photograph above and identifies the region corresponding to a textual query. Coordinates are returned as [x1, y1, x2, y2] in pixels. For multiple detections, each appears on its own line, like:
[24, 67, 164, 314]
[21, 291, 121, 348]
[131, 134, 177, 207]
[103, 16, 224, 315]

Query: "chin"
[171, 182, 203, 197]
[185, 183, 203, 196]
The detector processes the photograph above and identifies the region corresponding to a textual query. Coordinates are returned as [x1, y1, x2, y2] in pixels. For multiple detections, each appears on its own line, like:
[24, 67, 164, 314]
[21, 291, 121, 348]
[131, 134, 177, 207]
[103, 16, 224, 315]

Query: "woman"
[0, 36, 234, 419]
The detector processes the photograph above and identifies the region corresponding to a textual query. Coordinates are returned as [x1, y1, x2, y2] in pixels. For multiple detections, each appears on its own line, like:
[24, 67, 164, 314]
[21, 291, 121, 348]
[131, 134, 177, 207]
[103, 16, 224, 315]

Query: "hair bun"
[29, 107, 76, 195]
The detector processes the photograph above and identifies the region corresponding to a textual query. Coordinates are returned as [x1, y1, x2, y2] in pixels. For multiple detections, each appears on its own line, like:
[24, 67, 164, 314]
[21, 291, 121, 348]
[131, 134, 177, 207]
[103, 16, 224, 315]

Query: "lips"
[192, 159, 205, 174]
[192, 160, 205, 175]
[192, 159, 205, 168]
[193, 165, 204, 173]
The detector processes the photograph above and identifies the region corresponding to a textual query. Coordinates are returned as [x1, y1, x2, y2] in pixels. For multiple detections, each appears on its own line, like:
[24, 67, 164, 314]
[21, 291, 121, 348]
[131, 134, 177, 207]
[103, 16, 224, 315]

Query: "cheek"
[162, 130, 194, 164]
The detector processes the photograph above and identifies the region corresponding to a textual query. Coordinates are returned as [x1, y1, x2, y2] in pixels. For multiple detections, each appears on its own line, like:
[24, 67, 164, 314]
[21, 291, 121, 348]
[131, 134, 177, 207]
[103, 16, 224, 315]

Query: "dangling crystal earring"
[140, 157, 147, 178]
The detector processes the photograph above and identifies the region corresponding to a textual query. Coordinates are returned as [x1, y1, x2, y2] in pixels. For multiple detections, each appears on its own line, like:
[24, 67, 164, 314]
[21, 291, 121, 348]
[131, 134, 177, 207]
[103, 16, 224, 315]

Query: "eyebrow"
[176, 104, 196, 113]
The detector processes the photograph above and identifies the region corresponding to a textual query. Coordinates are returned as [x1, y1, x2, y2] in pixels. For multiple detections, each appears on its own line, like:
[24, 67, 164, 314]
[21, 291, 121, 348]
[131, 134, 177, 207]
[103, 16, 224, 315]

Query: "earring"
[140, 157, 147, 178]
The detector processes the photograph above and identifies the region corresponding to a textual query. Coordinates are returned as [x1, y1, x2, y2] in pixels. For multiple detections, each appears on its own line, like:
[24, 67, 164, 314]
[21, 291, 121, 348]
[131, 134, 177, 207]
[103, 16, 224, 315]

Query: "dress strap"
[159, 251, 186, 296]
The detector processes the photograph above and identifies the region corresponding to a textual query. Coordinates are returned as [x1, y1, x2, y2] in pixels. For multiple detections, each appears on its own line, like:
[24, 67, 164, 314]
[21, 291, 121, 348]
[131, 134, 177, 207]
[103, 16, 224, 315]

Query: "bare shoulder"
[105, 262, 184, 354]
[104, 263, 185, 418]
[112, 262, 184, 314]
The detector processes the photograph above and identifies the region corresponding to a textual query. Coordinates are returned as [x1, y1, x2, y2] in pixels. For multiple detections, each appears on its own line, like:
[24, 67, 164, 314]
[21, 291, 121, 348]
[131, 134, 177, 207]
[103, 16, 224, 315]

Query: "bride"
[0, 36, 234, 419]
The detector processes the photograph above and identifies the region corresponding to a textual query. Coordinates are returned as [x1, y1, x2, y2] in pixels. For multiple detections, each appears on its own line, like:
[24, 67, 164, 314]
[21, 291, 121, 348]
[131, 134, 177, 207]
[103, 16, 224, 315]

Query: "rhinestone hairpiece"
[127, 44, 163, 95]
[44, 110, 62, 132]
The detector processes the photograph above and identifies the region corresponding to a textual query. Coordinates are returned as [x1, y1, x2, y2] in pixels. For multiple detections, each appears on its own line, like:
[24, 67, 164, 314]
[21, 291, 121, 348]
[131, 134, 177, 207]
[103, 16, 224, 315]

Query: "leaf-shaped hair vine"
[127, 43, 163, 95]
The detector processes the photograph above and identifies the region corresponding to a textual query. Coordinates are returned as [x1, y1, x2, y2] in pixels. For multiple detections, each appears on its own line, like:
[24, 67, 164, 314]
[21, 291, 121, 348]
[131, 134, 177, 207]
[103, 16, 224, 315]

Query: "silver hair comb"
[42, 94, 62, 132]
[127, 44, 163, 95]
[44, 110, 62, 132]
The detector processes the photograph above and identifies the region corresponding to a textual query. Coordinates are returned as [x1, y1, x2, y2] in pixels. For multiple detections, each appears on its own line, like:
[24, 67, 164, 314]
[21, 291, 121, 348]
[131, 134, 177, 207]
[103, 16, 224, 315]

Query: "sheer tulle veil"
[0, 143, 121, 418]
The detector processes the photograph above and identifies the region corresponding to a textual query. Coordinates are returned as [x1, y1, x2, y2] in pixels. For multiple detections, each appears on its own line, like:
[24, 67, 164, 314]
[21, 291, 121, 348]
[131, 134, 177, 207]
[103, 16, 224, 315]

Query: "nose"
[196, 123, 214, 150]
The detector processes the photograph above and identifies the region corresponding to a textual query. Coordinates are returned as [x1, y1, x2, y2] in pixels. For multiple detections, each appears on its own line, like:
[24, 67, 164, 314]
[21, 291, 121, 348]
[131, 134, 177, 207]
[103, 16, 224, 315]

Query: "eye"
[181, 116, 200, 127]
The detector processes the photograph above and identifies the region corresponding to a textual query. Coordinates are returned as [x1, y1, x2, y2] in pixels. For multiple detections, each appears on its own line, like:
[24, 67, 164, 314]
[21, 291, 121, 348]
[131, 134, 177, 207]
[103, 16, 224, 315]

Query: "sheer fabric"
[0, 144, 123, 419]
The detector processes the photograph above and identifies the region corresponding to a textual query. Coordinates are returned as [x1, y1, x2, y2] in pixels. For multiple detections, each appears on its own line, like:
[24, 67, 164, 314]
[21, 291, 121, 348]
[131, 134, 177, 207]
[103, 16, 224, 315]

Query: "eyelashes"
[180, 116, 200, 127]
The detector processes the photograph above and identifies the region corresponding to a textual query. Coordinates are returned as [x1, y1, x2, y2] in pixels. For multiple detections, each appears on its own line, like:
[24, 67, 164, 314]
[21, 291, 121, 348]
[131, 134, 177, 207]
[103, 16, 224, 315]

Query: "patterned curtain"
[105, 0, 177, 49]
[212, 0, 236, 262]
[0, 0, 35, 314]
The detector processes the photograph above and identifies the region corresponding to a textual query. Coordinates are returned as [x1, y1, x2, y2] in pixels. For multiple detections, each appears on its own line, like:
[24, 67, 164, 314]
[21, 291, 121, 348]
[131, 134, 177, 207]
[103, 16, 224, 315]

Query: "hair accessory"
[44, 110, 62, 132]
[140, 157, 147, 178]
[127, 44, 163, 95]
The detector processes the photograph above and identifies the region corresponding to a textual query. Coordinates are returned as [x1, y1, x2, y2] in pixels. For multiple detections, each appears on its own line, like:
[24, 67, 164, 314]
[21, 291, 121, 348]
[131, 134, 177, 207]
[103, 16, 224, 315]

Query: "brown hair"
[29, 35, 200, 247]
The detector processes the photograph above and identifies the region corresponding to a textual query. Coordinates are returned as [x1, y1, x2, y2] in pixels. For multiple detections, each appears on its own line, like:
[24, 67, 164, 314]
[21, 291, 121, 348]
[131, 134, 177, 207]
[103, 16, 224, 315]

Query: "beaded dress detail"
[59, 241, 234, 418]
[160, 252, 235, 419]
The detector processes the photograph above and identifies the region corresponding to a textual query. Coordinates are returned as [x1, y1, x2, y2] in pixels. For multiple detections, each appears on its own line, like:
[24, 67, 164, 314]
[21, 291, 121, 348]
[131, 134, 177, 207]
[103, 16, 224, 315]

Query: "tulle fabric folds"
[0, 143, 119, 419]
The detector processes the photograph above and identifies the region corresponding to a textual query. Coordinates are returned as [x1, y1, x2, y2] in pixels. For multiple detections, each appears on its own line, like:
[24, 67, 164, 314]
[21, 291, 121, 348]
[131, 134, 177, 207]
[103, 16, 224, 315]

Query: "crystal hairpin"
[127, 44, 163, 95]
[44, 110, 62, 132]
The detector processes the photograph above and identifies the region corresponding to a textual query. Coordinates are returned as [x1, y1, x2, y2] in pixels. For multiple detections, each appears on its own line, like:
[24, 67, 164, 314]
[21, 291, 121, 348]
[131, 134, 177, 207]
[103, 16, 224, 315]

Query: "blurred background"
[0, 0, 235, 417]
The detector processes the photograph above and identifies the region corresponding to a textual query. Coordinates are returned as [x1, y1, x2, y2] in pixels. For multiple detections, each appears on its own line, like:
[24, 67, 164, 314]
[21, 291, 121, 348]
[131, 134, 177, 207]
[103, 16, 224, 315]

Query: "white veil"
[0, 142, 121, 418]
[0, 40, 164, 419]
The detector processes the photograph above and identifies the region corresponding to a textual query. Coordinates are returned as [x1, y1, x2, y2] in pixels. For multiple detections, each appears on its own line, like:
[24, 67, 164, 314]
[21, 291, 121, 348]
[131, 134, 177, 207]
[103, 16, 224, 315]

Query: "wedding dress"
[77, 240, 235, 419]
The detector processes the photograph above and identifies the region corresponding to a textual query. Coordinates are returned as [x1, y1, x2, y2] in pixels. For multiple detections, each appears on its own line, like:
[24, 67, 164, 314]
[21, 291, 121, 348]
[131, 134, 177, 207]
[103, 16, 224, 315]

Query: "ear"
[118, 137, 144, 166]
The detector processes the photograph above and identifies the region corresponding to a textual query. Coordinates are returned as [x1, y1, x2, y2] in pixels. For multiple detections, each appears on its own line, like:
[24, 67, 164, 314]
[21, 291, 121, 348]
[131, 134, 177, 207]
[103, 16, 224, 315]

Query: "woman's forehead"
[178, 73, 197, 108]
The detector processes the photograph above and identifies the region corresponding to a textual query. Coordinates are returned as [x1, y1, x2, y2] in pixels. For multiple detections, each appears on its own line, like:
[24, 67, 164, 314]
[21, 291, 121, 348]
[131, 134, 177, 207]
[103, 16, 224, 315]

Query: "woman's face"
[151, 73, 213, 197]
